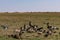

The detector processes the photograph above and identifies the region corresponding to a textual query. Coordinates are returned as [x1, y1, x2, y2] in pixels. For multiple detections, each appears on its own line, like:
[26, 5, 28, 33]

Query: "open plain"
[0, 12, 60, 40]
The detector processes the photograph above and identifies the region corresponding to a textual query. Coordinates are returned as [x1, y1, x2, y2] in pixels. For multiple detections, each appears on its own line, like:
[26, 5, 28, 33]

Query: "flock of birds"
[1, 21, 60, 39]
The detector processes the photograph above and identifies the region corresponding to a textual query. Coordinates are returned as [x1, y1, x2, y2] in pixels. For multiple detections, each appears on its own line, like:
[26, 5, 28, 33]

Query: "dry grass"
[0, 12, 60, 40]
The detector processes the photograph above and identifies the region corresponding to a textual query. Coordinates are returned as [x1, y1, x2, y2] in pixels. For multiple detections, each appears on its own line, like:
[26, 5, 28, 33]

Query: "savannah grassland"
[0, 12, 60, 40]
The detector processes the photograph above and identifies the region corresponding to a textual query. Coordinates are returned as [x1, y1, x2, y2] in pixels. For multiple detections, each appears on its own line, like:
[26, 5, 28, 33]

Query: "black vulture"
[1, 24, 8, 30]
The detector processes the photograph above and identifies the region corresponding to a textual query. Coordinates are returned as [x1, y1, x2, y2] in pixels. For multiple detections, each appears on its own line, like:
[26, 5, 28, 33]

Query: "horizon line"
[0, 11, 60, 13]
